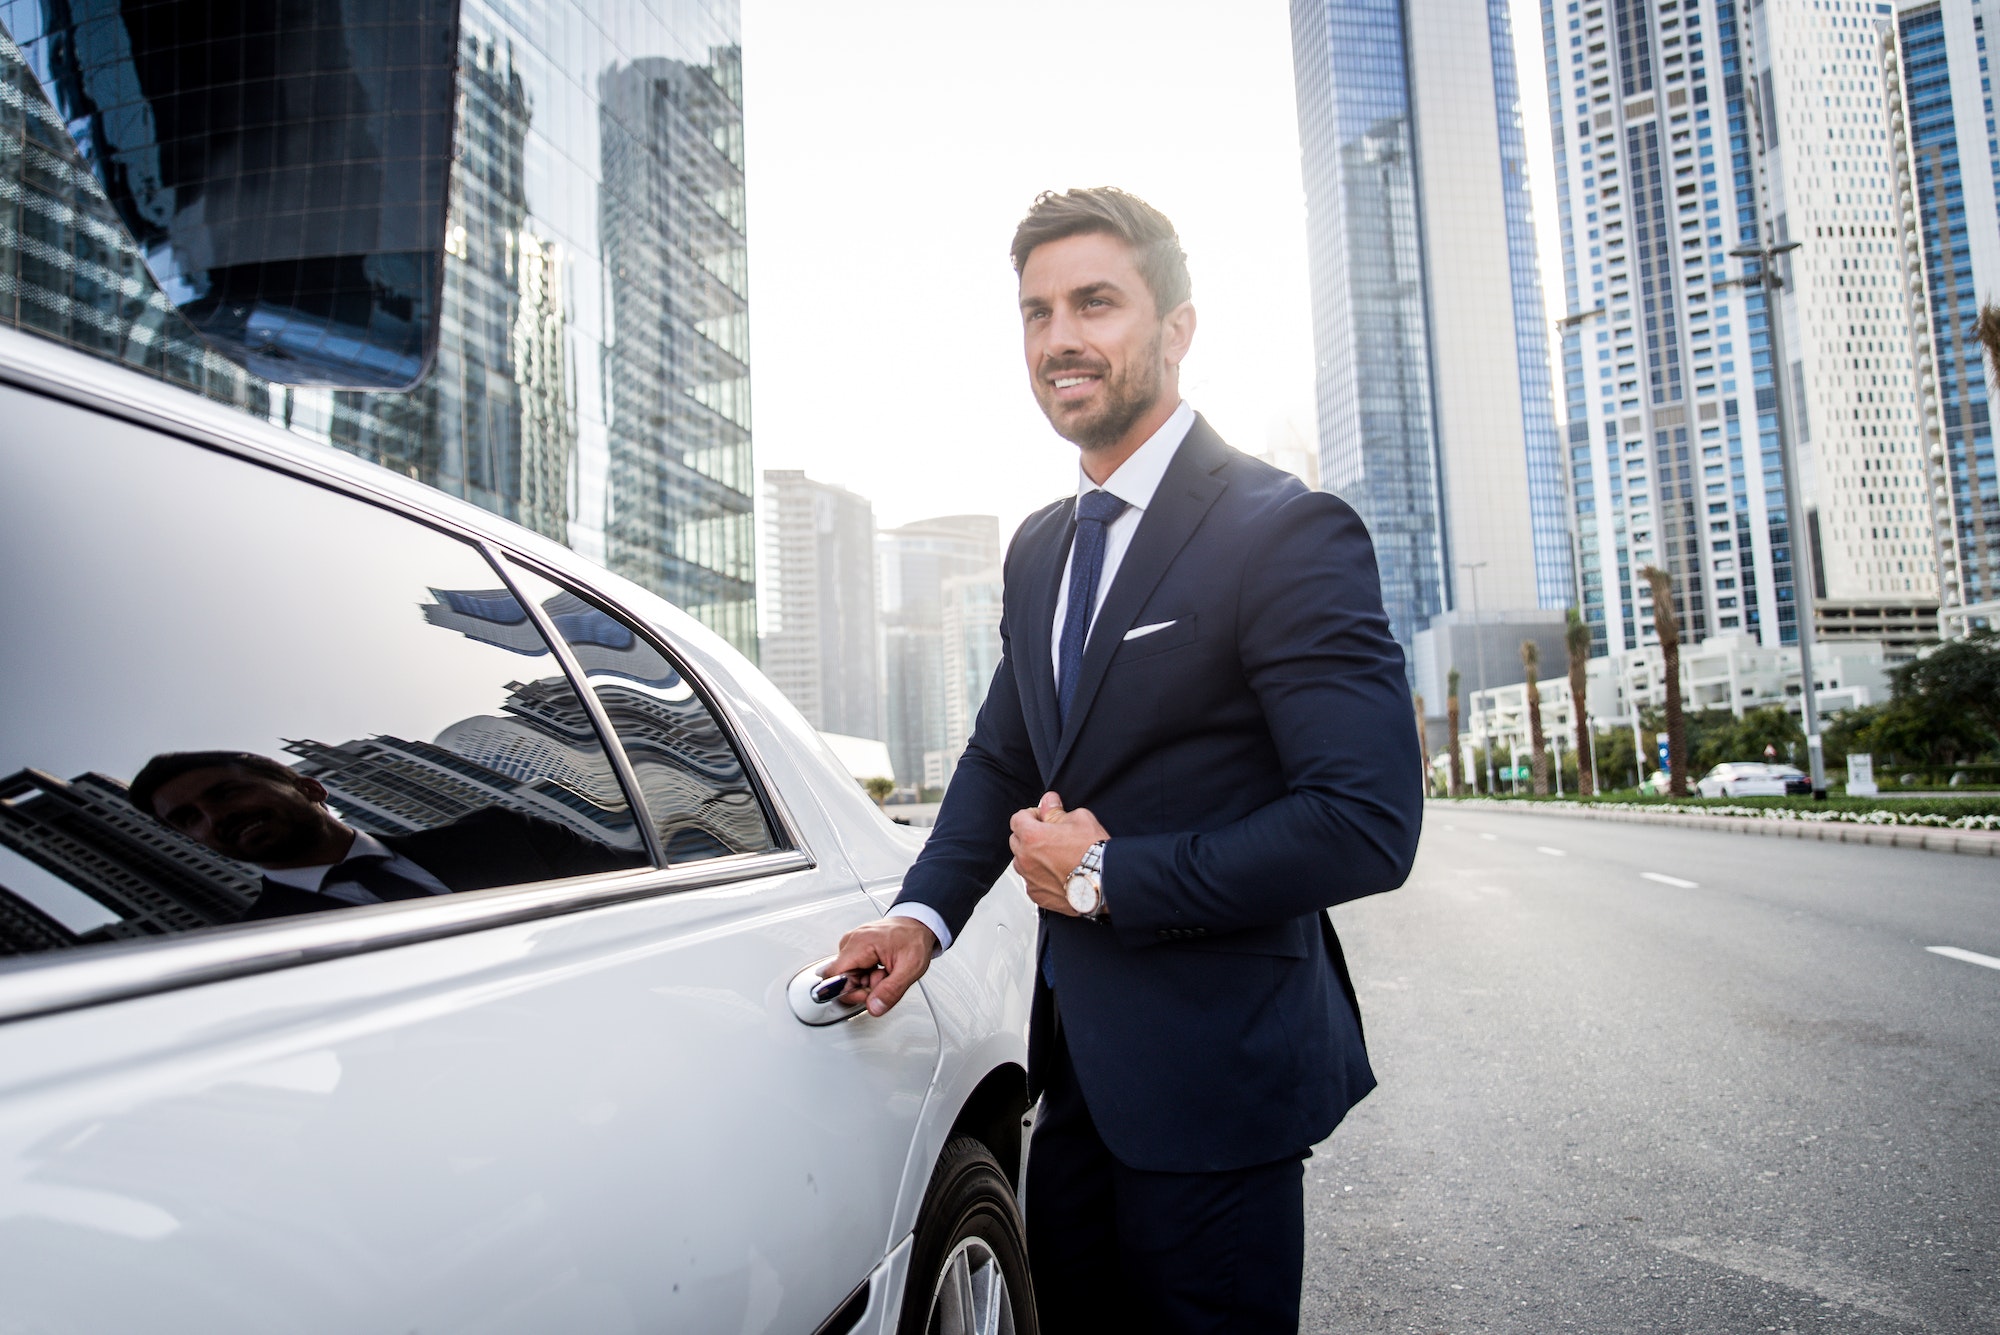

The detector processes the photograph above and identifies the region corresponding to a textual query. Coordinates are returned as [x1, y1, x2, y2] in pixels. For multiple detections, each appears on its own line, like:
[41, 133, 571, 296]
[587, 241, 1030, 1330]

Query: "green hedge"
[1441, 792, 2000, 827]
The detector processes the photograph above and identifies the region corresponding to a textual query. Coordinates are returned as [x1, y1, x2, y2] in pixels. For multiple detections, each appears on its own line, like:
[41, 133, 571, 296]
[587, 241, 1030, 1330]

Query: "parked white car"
[1696, 762, 1791, 797]
[0, 326, 1036, 1335]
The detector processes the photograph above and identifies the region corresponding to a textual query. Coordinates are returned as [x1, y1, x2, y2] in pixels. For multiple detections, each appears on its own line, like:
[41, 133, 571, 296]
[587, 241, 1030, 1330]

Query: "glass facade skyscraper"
[1291, 0, 1572, 681]
[1292, 0, 1446, 657]
[0, 0, 758, 655]
[1886, 0, 1999, 632]
[1492, 0, 1577, 611]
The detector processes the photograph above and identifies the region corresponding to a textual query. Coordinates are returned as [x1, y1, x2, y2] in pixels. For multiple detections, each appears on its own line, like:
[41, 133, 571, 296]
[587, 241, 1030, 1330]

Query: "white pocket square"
[1123, 620, 1178, 641]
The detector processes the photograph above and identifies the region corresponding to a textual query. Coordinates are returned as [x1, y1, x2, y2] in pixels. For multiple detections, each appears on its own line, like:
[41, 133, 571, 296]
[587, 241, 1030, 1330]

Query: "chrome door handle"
[788, 957, 867, 1026]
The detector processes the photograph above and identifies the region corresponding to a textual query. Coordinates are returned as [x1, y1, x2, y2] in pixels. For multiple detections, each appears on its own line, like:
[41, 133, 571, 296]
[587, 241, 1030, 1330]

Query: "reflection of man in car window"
[129, 751, 644, 921]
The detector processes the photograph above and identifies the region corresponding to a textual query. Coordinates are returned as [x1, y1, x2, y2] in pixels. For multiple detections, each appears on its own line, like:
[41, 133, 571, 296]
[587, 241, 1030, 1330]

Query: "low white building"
[1457, 633, 1893, 762]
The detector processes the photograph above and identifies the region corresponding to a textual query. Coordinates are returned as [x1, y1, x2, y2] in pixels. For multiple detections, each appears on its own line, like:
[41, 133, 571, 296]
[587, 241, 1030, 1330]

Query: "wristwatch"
[1064, 841, 1109, 918]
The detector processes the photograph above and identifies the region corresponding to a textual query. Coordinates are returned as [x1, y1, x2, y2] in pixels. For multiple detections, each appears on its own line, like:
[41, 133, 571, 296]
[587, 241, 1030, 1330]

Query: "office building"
[1883, 0, 2000, 635]
[1544, 0, 1941, 667]
[1290, 0, 1572, 679]
[0, 2, 758, 654]
[878, 516, 1002, 791]
[763, 471, 882, 742]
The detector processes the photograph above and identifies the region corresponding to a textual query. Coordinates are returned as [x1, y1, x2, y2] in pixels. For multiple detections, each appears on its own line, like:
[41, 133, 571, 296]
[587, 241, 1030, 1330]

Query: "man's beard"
[1038, 331, 1165, 452]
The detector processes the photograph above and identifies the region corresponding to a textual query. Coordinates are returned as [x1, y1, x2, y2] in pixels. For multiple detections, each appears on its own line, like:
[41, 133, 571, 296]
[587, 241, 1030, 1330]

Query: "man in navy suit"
[825, 187, 1421, 1333]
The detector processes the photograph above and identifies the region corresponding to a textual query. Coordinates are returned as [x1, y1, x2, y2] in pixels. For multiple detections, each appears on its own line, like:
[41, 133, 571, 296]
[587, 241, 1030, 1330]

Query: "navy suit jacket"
[893, 416, 1422, 1173]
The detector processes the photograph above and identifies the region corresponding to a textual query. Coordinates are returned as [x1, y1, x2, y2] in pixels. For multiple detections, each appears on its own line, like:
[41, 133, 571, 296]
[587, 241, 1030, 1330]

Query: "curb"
[1430, 800, 2000, 858]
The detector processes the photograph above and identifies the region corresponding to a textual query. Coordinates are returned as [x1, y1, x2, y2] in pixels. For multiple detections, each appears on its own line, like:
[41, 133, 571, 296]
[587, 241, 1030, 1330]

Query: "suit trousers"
[1024, 1009, 1307, 1335]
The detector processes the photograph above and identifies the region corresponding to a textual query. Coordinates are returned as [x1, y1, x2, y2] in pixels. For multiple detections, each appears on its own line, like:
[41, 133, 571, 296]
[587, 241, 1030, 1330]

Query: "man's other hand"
[1010, 791, 1109, 915]
[824, 916, 938, 1016]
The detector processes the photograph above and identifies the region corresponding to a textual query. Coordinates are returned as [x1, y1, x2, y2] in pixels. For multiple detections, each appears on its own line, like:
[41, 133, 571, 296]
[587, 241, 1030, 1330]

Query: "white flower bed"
[1455, 797, 2000, 832]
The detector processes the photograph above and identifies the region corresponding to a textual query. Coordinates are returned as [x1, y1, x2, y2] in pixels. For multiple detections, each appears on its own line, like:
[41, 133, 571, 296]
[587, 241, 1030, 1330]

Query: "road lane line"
[1642, 872, 1698, 888]
[1478, 833, 1498, 841]
[1927, 945, 2000, 972]
[1535, 846, 1567, 857]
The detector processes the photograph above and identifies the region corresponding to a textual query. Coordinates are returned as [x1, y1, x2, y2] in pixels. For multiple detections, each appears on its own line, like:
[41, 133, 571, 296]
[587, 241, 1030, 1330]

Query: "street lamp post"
[1726, 239, 1829, 799]
[1459, 561, 1496, 795]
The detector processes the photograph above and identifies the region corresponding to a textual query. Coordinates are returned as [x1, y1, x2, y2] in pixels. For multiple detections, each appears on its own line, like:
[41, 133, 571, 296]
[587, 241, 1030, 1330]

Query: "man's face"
[150, 765, 332, 866]
[1019, 231, 1173, 451]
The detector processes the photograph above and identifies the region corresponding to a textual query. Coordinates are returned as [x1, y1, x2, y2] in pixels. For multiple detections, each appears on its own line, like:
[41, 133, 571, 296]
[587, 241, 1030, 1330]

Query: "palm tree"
[1566, 606, 1595, 797]
[1521, 640, 1549, 795]
[1413, 692, 1430, 794]
[1640, 565, 1689, 797]
[1447, 668, 1464, 796]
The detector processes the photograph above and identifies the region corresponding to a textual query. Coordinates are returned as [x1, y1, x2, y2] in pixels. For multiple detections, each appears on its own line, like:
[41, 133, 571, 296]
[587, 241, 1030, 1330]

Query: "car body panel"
[1696, 763, 1790, 798]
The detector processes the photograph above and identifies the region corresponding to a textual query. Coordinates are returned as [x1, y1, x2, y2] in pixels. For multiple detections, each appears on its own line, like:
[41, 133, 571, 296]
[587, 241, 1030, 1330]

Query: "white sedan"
[1696, 762, 1792, 798]
[0, 326, 1036, 1335]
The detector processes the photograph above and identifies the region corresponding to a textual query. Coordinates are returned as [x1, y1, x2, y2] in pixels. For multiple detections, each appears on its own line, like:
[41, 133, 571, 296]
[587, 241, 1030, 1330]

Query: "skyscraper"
[1746, 0, 1939, 655]
[1545, 0, 1941, 665]
[0, 2, 759, 655]
[937, 567, 1005, 791]
[1291, 0, 1571, 674]
[762, 471, 882, 743]
[877, 516, 1002, 792]
[1883, 0, 2000, 635]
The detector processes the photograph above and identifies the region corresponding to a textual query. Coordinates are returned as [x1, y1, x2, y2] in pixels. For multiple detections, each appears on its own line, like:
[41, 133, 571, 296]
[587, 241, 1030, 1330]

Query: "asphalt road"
[1303, 805, 2000, 1334]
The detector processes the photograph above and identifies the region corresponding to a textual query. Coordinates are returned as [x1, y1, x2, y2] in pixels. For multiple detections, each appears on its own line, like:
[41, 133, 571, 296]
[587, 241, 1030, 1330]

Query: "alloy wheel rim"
[927, 1235, 1015, 1335]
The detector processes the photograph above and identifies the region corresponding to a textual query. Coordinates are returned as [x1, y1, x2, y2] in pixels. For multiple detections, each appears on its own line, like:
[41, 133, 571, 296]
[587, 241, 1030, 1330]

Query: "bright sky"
[740, 0, 1565, 548]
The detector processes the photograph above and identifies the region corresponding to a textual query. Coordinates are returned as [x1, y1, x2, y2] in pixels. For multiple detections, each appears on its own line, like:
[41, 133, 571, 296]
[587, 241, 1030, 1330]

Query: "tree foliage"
[1825, 630, 1999, 766]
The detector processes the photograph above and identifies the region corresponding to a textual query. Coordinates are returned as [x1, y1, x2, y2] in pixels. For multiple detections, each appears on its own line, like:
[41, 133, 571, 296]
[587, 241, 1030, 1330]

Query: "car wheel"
[901, 1136, 1037, 1335]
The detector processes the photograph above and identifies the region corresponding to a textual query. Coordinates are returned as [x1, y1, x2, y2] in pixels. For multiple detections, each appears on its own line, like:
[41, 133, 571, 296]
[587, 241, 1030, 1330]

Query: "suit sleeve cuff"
[888, 904, 953, 955]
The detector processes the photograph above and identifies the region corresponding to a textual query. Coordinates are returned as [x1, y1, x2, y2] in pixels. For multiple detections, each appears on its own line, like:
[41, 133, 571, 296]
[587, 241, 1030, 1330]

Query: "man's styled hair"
[127, 750, 303, 818]
[1009, 187, 1192, 316]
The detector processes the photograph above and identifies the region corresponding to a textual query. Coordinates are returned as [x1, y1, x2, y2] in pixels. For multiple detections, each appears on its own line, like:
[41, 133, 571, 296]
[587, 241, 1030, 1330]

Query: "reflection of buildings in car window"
[0, 769, 259, 955]
[283, 711, 639, 850]
[425, 586, 776, 857]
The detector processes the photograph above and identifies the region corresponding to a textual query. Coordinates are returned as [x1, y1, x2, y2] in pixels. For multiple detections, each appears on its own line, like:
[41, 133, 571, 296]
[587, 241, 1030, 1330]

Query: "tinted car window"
[504, 563, 779, 863]
[0, 389, 648, 957]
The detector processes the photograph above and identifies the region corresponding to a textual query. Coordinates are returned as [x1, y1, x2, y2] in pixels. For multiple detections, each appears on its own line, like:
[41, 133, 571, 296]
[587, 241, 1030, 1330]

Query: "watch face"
[1065, 872, 1098, 915]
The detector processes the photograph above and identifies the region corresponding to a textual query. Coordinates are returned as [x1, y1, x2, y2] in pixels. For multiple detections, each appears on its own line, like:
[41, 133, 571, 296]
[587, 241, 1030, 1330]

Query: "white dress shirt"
[263, 829, 452, 905]
[893, 401, 1198, 952]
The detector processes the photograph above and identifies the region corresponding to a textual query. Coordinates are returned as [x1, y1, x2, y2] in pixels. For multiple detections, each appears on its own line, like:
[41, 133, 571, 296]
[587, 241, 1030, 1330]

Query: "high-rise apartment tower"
[1545, 0, 1941, 663]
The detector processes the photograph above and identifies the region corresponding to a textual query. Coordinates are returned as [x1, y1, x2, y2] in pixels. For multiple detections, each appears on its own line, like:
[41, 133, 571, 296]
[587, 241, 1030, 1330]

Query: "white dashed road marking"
[1478, 833, 1499, 842]
[1927, 945, 2000, 972]
[1536, 846, 1567, 857]
[1642, 872, 1699, 889]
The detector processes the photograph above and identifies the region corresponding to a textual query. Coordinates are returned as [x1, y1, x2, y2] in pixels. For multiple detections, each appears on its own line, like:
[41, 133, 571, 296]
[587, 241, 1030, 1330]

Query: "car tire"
[900, 1136, 1038, 1335]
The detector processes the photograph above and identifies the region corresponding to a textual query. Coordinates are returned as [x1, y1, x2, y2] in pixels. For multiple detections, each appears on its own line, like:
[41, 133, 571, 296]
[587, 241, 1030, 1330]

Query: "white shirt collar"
[263, 829, 392, 892]
[1074, 399, 1196, 513]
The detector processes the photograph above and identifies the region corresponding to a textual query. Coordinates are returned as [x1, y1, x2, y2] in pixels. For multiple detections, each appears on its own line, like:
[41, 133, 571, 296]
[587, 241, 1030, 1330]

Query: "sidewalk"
[1434, 799, 2000, 859]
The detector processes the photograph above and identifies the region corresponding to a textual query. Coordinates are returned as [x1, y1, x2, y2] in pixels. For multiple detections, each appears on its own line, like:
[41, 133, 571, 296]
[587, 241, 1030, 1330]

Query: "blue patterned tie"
[1058, 489, 1129, 724]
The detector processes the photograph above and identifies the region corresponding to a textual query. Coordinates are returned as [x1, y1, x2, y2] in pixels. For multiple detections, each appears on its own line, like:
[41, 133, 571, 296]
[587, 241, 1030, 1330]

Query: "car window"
[503, 562, 780, 864]
[0, 389, 649, 958]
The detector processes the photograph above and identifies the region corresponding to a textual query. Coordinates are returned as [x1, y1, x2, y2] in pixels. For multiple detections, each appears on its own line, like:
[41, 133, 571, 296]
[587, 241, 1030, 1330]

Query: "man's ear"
[292, 774, 332, 806]
[1163, 300, 1197, 371]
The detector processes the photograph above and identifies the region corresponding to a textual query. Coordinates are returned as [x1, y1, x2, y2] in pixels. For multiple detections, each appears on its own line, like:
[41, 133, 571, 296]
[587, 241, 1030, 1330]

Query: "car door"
[0, 385, 937, 1333]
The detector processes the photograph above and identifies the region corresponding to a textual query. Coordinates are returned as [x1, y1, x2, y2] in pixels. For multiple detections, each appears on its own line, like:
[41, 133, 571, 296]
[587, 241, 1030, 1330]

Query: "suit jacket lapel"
[1016, 504, 1074, 776]
[1048, 418, 1231, 779]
